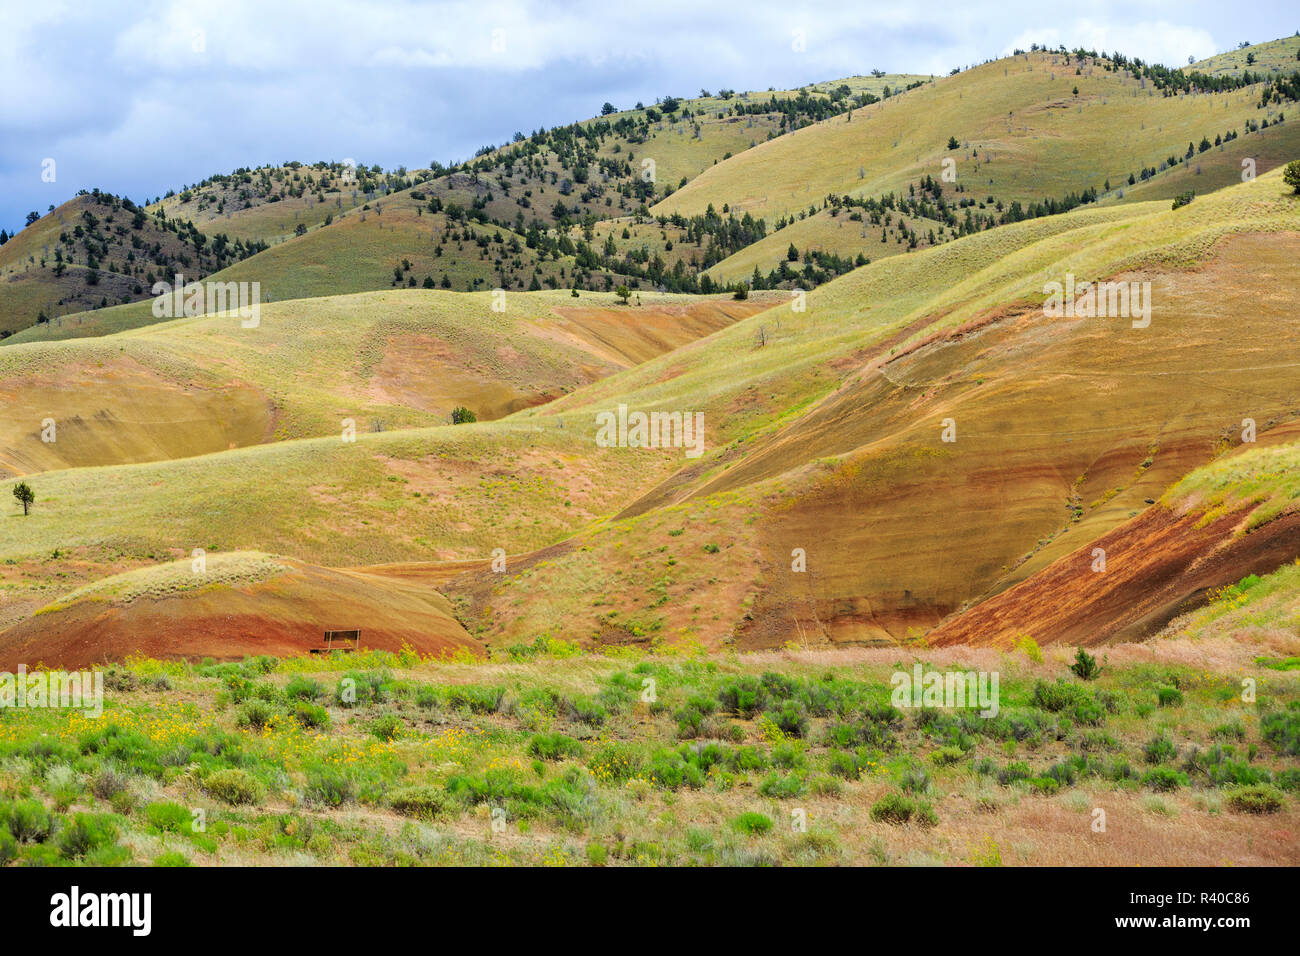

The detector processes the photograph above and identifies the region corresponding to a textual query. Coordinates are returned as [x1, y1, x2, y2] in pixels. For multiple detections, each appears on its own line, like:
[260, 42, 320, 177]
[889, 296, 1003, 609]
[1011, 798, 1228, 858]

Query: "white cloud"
[1004, 18, 1218, 65]
[2, 0, 1296, 229]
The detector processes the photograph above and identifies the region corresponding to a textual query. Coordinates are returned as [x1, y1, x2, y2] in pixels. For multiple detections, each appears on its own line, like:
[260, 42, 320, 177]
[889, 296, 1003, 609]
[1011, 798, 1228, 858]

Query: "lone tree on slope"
[1284, 159, 1300, 194]
[12, 481, 34, 516]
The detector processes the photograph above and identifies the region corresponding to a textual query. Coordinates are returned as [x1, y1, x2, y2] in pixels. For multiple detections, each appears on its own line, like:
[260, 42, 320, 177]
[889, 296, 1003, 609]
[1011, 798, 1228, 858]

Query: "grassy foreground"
[0, 624, 1296, 867]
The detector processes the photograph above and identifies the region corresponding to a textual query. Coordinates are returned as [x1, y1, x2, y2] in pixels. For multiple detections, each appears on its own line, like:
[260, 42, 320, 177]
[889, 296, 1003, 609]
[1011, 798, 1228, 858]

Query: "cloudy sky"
[1, 0, 1296, 233]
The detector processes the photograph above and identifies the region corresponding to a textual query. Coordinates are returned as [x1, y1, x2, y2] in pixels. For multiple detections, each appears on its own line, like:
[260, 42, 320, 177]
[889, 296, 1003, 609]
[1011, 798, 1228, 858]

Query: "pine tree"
[12, 481, 34, 516]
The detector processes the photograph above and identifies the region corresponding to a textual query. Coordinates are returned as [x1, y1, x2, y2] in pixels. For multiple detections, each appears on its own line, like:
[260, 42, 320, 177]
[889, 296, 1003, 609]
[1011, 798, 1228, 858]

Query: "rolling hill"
[5, 164, 1297, 660]
[3, 38, 1300, 671]
[2, 75, 918, 343]
[0, 191, 266, 337]
[0, 289, 768, 477]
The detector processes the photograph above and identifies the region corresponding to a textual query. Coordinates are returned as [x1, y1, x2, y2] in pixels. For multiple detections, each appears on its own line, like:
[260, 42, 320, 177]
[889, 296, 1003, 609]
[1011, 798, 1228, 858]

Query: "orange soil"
[661, 234, 1300, 647]
[928, 506, 1300, 647]
[0, 560, 481, 670]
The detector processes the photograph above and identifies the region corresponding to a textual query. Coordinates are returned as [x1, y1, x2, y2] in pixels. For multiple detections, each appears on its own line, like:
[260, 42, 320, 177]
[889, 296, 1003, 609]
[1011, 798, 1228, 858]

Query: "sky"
[1, 0, 1296, 234]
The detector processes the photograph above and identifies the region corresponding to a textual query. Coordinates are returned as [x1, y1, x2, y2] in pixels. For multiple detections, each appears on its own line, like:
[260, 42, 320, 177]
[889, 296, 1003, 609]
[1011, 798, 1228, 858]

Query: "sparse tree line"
[12, 191, 268, 327]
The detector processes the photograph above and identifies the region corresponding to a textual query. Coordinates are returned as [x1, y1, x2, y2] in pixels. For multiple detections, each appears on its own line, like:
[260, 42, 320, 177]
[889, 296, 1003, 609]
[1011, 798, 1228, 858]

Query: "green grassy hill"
[0, 288, 769, 476]
[465, 169, 1300, 649]
[0, 72, 930, 344]
[1192, 35, 1300, 77]
[654, 48, 1295, 234]
[145, 162, 409, 243]
[11, 50, 1295, 345]
[6, 168, 1297, 653]
[0, 191, 265, 337]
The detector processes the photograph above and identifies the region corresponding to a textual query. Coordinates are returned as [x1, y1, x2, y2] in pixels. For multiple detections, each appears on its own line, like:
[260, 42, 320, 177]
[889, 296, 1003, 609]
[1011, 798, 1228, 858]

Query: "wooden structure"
[310, 629, 361, 654]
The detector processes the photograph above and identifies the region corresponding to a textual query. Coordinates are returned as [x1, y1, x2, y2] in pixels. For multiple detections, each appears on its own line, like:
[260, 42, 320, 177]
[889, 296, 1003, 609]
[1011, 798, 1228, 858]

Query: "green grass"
[0, 644, 1292, 866]
[0, 286, 755, 476]
[657, 50, 1290, 224]
[1164, 439, 1300, 530]
[1191, 36, 1300, 78]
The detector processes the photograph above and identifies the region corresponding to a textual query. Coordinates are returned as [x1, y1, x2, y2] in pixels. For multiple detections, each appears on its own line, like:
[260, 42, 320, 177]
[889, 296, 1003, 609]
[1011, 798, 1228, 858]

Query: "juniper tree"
[12, 481, 34, 516]
[1284, 160, 1300, 194]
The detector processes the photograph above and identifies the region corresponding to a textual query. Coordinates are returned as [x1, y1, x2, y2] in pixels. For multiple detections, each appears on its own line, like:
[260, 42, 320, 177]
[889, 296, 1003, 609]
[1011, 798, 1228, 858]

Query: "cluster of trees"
[12, 191, 270, 329]
[745, 249, 868, 290]
[160, 161, 419, 214]
[1015, 43, 1300, 108]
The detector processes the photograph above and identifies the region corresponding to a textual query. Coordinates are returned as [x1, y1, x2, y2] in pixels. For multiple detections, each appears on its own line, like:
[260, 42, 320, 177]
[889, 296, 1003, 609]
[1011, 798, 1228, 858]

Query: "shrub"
[446, 685, 505, 714]
[144, 801, 192, 833]
[451, 406, 477, 424]
[589, 743, 643, 784]
[153, 851, 191, 867]
[335, 670, 393, 708]
[236, 699, 280, 730]
[7, 799, 52, 842]
[1033, 679, 1088, 712]
[44, 764, 82, 809]
[284, 676, 324, 700]
[1275, 768, 1300, 792]
[645, 749, 707, 790]
[1225, 784, 1285, 814]
[1029, 776, 1060, 795]
[716, 675, 770, 717]
[1072, 698, 1105, 726]
[758, 772, 806, 799]
[826, 750, 867, 779]
[763, 701, 809, 738]
[204, 768, 266, 805]
[731, 812, 772, 835]
[528, 733, 583, 761]
[1142, 767, 1187, 792]
[1211, 721, 1246, 741]
[369, 714, 402, 742]
[1143, 733, 1177, 764]
[414, 685, 441, 709]
[929, 746, 965, 767]
[563, 695, 608, 727]
[900, 766, 931, 794]
[912, 802, 939, 827]
[0, 826, 16, 865]
[1156, 685, 1183, 707]
[89, 765, 130, 802]
[870, 792, 936, 827]
[810, 775, 843, 796]
[388, 785, 450, 819]
[1069, 648, 1101, 680]
[305, 769, 356, 808]
[1261, 709, 1300, 756]
[57, 813, 119, 859]
[293, 701, 330, 729]
[1282, 159, 1300, 194]
[1015, 635, 1043, 662]
[997, 761, 1032, 786]
[724, 746, 767, 773]
[674, 704, 705, 739]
